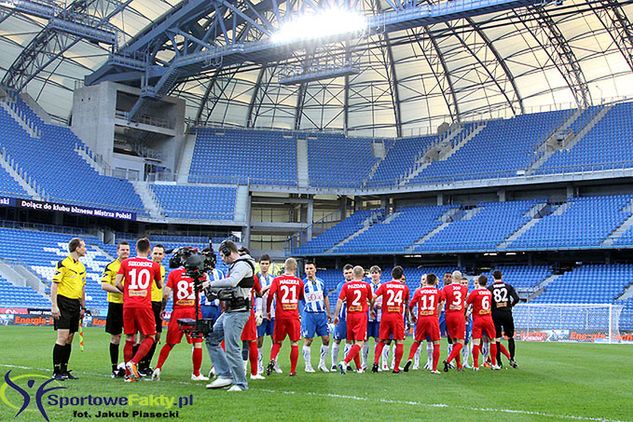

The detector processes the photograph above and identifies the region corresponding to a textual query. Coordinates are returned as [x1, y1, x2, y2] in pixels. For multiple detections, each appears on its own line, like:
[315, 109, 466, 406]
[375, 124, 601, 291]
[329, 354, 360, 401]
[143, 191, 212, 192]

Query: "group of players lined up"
[262, 263, 521, 376]
[51, 236, 520, 382]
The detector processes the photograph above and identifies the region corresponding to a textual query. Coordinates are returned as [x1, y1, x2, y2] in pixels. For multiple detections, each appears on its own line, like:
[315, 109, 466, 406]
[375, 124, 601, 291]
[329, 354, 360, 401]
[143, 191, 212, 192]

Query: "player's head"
[68, 238, 86, 257]
[460, 276, 469, 288]
[343, 264, 353, 281]
[284, 257, 297, 275]
[136, 237, 151, 255]
[238, 246, 250, 256]
[391, 266, 404, 281]
[477, 275, 488, 287]
[420, 273, 426, 286]
[492, 270, 502, 281]
[116, 241, 130, 260]
[304, 261, 316, 279]
[259, 254, 271, 273]
[443, 272, 452, 284]
[426, 273, 438, 286]
[369, 265, 381, 282]
[452, 270, 462, 284]
[152, 244, 165, 263]
[352, 265, 364, 280]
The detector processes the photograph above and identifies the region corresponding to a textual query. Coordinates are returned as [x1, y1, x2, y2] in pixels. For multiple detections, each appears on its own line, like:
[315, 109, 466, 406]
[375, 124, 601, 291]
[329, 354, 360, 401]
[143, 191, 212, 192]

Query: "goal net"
[513, 303, 624, 343]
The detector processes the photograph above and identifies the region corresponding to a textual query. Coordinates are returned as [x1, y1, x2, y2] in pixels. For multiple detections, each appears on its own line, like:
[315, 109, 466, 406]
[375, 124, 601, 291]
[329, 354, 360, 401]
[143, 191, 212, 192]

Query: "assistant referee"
[51, 237, 87, 380]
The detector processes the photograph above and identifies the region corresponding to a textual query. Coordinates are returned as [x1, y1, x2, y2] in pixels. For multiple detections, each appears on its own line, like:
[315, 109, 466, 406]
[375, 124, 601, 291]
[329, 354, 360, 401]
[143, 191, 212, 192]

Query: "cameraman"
[203, 240, 255, 392]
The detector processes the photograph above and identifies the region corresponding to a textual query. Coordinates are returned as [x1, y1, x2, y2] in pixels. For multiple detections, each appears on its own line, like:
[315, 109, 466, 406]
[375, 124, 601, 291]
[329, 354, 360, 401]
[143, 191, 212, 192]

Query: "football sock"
[344, 344, 361, 364]
[362, 343, 369, 367]
[343, 344, 351, 357]
[242, 341, 249, 361]
[131, 337, 154, 365]
[62, 344, 71, 372]
[407, 342, 419, 360]
[331, 343, 339, 366]
[109, 342, 119, 371]
[319, 345, 329, 367]
[290, 345, 299, 373]
[462, 342, 470, 366]
[192, 347, 202, 376]
[353, 352, 361, 370]
[394, 344, 404, 370]
[498, 342, 511, 360]
[302, 346, 312, 368]
[270, 343, 281, 361]
[375, 342, 387, 364]
[426, 342, 434, 365]
[248, 342, 258, 376]
[432, 344, 440, 371]
[132, 344, 139, 358]
[141, 342, 157, 370]
[382, 345, 390, 368]
[473, 344, 481, 367]
[490, 343, 498, 366]
[508, 338, 516, 359]
[124, 339, 134, 364]
[53, 343, 64, 374]
[257, 347, 264, 372]
[156, 344, 173, 370]
[413, 345, 421, 366]
[446, 343, 462, 365]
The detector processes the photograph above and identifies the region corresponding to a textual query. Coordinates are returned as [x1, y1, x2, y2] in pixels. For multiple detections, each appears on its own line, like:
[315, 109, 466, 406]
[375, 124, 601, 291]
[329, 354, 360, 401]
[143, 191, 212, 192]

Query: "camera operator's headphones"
[219, 241, 232, 257]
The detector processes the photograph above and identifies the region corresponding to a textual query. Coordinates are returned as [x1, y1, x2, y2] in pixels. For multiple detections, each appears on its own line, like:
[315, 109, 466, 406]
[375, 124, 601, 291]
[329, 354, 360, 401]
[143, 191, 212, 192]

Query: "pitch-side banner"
[0, 196, 136, 221]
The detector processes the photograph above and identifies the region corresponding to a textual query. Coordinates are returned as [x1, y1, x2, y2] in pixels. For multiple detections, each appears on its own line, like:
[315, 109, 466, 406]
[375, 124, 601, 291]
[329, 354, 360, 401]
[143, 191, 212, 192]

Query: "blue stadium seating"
[150, 184, 236, 220]
[0, 275, 50, 308]
[0, 102, 145, 214]
[0, 166, 27, 197]
[189, 128, 297, 186]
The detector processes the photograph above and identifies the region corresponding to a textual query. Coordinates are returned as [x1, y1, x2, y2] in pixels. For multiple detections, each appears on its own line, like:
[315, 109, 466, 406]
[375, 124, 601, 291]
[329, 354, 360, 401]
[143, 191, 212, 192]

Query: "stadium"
[0, 0, 632, 420]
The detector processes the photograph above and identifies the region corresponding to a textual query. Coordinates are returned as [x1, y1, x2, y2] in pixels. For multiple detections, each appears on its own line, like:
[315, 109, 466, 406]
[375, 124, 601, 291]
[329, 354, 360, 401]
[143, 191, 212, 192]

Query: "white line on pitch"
[260, 388, 625, 422]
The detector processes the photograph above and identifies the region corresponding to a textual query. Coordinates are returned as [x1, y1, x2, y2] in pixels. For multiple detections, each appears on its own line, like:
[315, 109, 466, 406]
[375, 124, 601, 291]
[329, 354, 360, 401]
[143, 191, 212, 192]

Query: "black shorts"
[105, 302, 124, 335]
[152, 301, 163, 333]
[492, 311, 515, 338]
[54, 295, 81, 333]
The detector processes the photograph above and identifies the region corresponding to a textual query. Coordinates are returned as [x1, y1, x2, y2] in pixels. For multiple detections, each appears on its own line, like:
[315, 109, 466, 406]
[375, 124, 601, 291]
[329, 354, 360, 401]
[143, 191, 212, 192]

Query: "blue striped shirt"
[303, 277, 327, 313]
[336, 281, 347, 319]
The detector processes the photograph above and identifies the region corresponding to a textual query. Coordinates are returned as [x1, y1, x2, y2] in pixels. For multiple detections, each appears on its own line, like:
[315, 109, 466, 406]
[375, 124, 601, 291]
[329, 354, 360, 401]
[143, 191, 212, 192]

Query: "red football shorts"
[123, 306, 156, 336]
[346, 313, 368, 341]
[241, 313, 257, 341]
[414, 317, 441, 342]
[273, 317, 301, 342]
[379, 315, 405, 341]
[165, 307, 203, 345]
[471, 316, 496, 340]
[445, 312, 466, 340]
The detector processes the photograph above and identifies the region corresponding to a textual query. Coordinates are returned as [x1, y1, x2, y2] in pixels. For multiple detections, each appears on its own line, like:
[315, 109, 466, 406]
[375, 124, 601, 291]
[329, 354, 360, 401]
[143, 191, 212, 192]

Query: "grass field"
[0, 326, 631, 421]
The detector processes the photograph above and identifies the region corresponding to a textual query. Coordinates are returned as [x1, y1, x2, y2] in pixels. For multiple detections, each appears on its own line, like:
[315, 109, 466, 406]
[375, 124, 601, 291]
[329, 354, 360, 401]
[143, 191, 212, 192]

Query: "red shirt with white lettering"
[442, 284, 468, 314]
[339, 280, 373, 314]
[166, 268, 207, 311]
[410, 286, 444, 318]
[374, 280, 409, 317]
[267, 275, 304, 320]
[466, 288, 493, 320]
[117, 257, 162, 308]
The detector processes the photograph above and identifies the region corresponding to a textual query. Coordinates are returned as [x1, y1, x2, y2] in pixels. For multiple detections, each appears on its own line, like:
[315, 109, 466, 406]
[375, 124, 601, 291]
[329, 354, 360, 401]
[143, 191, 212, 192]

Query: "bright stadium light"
[271, 8, 367, 45]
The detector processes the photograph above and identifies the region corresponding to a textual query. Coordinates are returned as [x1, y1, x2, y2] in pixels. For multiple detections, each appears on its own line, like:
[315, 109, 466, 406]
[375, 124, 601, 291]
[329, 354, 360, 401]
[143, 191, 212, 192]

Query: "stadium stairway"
[498, 202, 550, 249]
[74, 143, 106, 175]
[405, 207, 461, 252]
[176, 133, 197, 183]
[616, 283, 633, 301]
[234, 186, 250, 222]
[132, 182, 163, 219]
[296, 138, 309, 188]
[327, 210, 386, 253]
[0, 150, 40, 199]
[523, 273, 565, 301]
[0, 96, 40, 138]
[602, 199, 633, 246]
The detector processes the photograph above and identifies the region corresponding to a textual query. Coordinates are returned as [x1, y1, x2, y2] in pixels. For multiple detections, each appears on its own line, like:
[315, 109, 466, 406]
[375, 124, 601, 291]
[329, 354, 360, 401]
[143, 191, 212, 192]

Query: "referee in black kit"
[51, 237, 87, 380]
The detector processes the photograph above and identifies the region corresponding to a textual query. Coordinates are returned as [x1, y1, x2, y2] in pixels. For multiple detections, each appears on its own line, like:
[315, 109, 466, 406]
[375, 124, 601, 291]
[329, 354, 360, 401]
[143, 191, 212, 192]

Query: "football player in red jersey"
[241, 263, 263, 380]
[371, 266, 409, 374]
[152, 265, 208, 381]
[334, 266, 373, 374]
[466, 275, 499, 370]
[115, 238, 162, 382]
[405, 273, 444, 374]
[266, 258, 304, 376]
[442, 270, 469, 372]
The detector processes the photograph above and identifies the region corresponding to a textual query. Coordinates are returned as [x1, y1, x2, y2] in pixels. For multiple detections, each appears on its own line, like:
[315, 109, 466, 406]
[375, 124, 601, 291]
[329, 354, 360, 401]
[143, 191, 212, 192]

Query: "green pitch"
[0, 326, 631, 421]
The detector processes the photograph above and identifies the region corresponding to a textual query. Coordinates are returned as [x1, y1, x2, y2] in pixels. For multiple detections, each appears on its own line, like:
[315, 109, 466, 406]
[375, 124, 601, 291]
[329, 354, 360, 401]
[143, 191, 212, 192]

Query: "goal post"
[513, 303, 625, 344]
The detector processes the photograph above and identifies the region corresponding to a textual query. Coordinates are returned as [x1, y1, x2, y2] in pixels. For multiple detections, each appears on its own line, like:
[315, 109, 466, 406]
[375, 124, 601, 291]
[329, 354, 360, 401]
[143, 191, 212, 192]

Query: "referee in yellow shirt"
[100, 241, 130, 377]
[51, 237, 87, 380]
[138, 243, 166, 376]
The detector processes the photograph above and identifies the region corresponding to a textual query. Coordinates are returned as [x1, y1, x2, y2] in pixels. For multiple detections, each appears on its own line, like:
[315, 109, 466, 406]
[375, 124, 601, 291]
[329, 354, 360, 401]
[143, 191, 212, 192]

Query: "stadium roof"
[0, 0, 632, 136]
